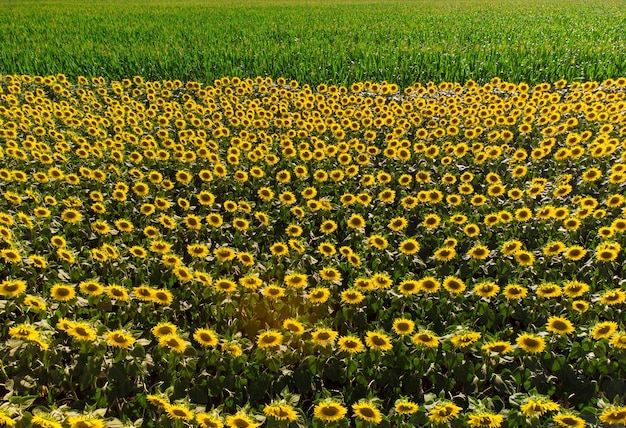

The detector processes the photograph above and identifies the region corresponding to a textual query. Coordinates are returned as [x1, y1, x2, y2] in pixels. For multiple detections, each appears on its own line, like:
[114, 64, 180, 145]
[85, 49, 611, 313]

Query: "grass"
[0, 0, 625, 86]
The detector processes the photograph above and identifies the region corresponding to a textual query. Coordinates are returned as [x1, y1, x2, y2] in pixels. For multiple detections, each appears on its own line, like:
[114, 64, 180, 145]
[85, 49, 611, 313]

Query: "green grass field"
[1, 0, 625, 86]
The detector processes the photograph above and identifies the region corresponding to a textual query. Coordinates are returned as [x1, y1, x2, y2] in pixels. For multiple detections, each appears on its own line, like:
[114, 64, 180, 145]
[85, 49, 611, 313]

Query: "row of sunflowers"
[0, 74, 625, 426]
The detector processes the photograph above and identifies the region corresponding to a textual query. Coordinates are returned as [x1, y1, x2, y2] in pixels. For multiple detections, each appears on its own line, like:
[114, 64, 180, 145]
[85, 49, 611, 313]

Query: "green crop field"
[1, 1, 626, 427]
[0, 0, 625, 86]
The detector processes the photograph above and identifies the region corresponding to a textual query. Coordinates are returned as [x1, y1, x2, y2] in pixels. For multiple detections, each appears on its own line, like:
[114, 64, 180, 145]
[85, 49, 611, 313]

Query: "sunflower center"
[524, 338, 539, 347]
[321, 406, 338, 416]
[359, 408, 376, 418]
[371, 336, 386, 346]
[552, 320, 569, 330]
[112, 334, 126, 343]
[75, 327, 88, 336]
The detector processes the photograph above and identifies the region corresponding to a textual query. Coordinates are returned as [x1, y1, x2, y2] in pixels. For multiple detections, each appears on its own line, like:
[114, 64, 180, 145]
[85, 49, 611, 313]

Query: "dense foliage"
[0, 73, 625, 427]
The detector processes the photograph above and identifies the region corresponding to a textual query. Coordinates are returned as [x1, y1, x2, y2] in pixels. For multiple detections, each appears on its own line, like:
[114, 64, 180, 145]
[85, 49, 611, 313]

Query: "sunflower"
[320, 220, 337, 234]
[611, 218, 626, 233]
[468, 245, 490, 260]
[214, 279, 237, 293]
[596, 246, 619, 262]
[158, 334, 188, 353]
[427, 402, 463, 424]
[520, 396, 560, 418]
[388, 216, 408, 232]
[152, 322, 177, 338]
[263, 403, 298, 422]
[546, 316, 575, 335]
[206, 213, 224, 228]
[515, 208, 533, 222]
[600, 289, 626, 305]
[347, 214, 366, 229]
[68, 322, 97, 342]
[194, 328, 219, 347]
[257, 330, 283, 348]
[378, 188, 396, 203]
[516, 333, 546, 353]
[50, 283, 76, 302]
[543, 241, 566, 256]
[394, 399, 419, 415]
[352, 400, 382, 424]
[151, 289, 173, 305]
[398, 280, 419, 295]
[591, 321, 618, 339]
[474, 281, 500, 298]
[502, 284, 528, 300]
[562, 217, 581, 231]
[31, 414, 63, 428]
[284, 273, 308, 289]
[308, 287, 330, 303]
[165, 404, 194, 421]
[105, 330, 135, 348]
[563, 281, 589, 298]
[0, 411, 15, 427]
[311, 328, 338, 346]
[451, 331, 481, 348]
[319, 267, 341, 282]
[313, 399, 348, 423]
[150, 240, 171, 254]
[553, 413, 586, 428]
[79, 280, 105, 296]
[283, 318, 305, 335]
[106, 285, 129, 301]
[514, 250, 535, 266]
[481, 340, 513, 355]
[50, 235, 66, 248]
[434, 246, 456, 262]
[60, 208, 82, 223]
[285, 224, 303, 238]
[419, 276, 440, 293]
[572, 300, 589, 313]
[399, 238, 420, 255]
[9, 324, 39, 340]
[340, 289, 364, 305]
[423, 214, 441, 229]
[367, 234, 389, 250]
[91, 220, 110, 235]
[187, 244, 209, 258]
[610, 333, 626, 349]
[463, 223, 480, 237]
[196, 413, 224, 428]
[467, 412, 504, 427]
[317, 242, 336, 257]
[365, 331, 393, 351]
[562, 244, 586, 261]
[598, 406, 626, 425]
[23, 295, 47, 311]
[0, 248, 21, 264]
[214, 247, 236, 262]
[536, 283, 562, 298]
[0, 279, 26, 297]
[392, 318, 415, 335]
[270, 242, 289, 257]
[443, 276, 466, 294]
[338, 335, 365, 353]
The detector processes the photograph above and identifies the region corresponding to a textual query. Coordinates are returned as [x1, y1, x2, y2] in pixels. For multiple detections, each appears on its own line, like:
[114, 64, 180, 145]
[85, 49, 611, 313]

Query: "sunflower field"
[0, 72, 625, 428]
